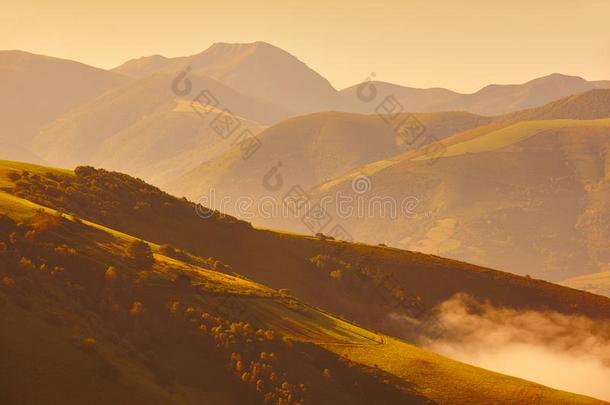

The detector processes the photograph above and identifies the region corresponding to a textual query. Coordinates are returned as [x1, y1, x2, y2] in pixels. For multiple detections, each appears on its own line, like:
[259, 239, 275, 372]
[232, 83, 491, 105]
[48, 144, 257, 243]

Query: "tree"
[127, 240, 154, 268]
[74, 166, 96, 178]
[159, 244, 176, 257]
[105, 266, 118, 281]
[174, 273, 191, 289]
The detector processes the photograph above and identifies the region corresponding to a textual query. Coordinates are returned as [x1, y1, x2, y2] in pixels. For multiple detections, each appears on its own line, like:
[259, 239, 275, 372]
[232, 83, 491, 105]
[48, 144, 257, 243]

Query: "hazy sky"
[1, 0, 609, 92]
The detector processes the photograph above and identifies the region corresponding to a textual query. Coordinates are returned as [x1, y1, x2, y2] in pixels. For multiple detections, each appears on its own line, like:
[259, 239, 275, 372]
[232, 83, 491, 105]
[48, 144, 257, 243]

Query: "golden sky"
[1, 0, 609, 92]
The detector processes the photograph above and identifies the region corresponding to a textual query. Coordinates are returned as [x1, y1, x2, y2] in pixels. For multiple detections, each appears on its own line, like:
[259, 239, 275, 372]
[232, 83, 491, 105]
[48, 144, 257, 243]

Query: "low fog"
[407, 294, 610, 401]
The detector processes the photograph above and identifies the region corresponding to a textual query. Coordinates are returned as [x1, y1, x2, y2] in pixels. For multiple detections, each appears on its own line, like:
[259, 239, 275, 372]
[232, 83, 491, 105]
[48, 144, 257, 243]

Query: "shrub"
[129, 301, 143, 316]
[74, 166, 96, 178]
[174, 273, 192, 289]
[7, 171, 20, 181]
[105, 266, 118, 281]
[30, 209, 61, 232]
[1, 276, 16, 288]
[323, 368, 331, 382]
[79, 337, 97, 354]
[159, 244, 177, 257]
[329, 270, 343, 280]
[126, 240, 154, 268]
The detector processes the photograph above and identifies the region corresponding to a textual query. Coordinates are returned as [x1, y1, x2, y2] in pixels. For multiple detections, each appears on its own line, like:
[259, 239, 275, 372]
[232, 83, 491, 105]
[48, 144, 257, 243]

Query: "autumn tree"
[127, 240, 154, 268]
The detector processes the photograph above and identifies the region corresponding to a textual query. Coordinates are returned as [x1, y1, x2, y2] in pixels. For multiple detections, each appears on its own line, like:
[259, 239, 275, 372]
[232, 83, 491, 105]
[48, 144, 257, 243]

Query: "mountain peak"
[199, 41, 294, 60]
[529, 72, 587, 84]
[207, 40, 278, 50]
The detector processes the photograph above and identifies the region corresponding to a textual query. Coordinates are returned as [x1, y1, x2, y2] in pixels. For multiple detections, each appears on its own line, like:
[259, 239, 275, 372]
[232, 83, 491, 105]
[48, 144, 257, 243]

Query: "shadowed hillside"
[3, 161, 610, 327]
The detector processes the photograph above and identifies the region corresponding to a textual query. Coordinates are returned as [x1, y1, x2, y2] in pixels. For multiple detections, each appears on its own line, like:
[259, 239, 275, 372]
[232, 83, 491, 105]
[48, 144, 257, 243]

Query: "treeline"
[309, 254, 423, 314]
[10, 166, 247, 230]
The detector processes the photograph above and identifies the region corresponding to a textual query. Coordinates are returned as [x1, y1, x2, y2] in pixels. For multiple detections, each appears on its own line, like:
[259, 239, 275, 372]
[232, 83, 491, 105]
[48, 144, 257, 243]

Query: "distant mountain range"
[2, 42, 609, 168]
[340, 73, 610, 116]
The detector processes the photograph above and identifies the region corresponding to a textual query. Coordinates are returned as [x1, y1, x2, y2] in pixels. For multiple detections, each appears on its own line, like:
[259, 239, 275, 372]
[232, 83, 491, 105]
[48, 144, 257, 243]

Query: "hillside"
[308, 118, 610, 281]
[3, 160, 610, 324]
[1, 160, 609, 404]
[502, 89, 610, 121]
[168, 110, 492, 209]
[0, 50, 128, 157]
[561, 271, 610, 299]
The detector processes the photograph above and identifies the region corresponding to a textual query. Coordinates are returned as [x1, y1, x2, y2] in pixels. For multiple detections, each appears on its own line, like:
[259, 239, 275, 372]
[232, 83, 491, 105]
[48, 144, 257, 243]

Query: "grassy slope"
[414, 118, 610, 161]
[328, 337, 598, 405]
[0, 168, 603, 404]
[320, 118, 610, 190]
[561, 271, 610, 299]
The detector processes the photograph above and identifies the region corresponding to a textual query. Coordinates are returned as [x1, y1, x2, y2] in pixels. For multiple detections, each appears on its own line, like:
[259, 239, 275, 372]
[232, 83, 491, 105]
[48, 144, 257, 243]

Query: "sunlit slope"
[0, 169, 604, 404]
[561, 271, 610, 299]
[414, 118, 610, 161]
[327, 337, 600, 405]
[502, 89, 610, 121]
[320, 117, 610, 188]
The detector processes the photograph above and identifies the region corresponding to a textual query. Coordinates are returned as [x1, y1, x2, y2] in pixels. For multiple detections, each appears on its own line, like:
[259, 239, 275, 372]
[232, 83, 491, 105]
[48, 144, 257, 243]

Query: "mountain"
[2, 160, 610, 403]
[30, 73, 287, 184]
[113, 42, 340, 115]
[0, 50, 128, 155]
[112, 54, 174, 78]
[338, 73, 610, 116]
[116, 43, 610, 118]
